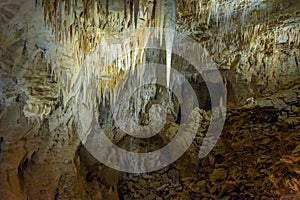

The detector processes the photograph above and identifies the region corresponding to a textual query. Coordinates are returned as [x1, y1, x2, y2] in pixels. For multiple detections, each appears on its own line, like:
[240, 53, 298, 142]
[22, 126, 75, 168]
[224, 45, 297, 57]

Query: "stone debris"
[118, 81, 300, 199]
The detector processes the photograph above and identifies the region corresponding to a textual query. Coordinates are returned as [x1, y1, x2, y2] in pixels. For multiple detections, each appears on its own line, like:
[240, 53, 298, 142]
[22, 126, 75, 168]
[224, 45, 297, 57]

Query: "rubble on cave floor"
[117, 81, 300, 200]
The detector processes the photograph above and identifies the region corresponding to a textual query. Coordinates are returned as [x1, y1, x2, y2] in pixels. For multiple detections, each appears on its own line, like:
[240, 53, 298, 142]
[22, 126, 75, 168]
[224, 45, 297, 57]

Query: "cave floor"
[117, 82, 300, 200]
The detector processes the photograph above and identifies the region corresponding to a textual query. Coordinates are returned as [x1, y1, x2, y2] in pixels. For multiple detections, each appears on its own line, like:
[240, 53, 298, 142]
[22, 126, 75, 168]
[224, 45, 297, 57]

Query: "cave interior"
[0, 0, 300, 199]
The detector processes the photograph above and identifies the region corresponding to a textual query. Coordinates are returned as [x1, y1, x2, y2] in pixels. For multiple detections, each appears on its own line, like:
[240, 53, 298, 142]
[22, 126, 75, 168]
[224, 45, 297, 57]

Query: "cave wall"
[188, 0, 300, 103]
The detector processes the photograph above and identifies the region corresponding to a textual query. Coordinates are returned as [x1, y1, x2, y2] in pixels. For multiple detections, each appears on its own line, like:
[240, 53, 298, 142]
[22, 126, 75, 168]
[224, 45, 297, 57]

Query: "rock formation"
[0, 0, 299, 199]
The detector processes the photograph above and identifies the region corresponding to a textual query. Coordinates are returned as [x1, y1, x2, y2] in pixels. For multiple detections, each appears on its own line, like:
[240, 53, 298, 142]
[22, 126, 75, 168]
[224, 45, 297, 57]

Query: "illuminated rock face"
[0, 0, 299, 199]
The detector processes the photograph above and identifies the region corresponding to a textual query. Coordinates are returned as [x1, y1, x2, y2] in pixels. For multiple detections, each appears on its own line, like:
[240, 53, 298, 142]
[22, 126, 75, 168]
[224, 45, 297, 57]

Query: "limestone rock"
[210, 168, 228, 182]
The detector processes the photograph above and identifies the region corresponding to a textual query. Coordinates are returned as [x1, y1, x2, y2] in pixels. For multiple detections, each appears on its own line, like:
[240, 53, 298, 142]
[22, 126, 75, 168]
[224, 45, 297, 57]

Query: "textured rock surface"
[118, 79, 300, 199]
[0, 0, 300, 199]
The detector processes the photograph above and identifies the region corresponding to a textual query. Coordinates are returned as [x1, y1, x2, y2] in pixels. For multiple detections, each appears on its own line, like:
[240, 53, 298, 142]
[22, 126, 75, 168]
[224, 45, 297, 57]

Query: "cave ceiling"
[0, 0, 299, 119]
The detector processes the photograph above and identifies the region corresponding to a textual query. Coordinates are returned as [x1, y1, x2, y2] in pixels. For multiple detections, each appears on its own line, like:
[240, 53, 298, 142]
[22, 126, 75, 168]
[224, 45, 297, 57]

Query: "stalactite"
[106, 0, 109, 17]
[164, 0, 176, 87]
[124, 0, 127, 20]
[130, 0, 134, 26]
[43, 2, 47, 24]
[59, 1, 64, 33]
[134, 0, 140, 28]
[67, 0, 71, 15]
[154, 0, 164, 45]
[54, 0, 59, 21]
[38, 0, 179, 123]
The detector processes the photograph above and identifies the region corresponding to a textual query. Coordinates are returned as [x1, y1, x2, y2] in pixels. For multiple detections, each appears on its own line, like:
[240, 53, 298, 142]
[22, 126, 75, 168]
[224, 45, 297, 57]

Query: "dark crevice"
[0, 137, 3, 153]
[54, 186, 59, 200]
[295, 52, 299, 69]
[17, 157, 29, 190]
